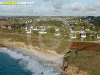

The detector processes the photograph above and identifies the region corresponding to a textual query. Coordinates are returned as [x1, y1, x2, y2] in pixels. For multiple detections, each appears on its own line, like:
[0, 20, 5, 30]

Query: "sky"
[0, 0, 100, 16]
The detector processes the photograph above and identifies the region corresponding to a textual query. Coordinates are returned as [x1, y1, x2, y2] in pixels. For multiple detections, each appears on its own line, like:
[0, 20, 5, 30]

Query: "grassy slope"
[67, 42, 100, 75]
[0, 30, 100, 75]
[0, 29, 69, 53]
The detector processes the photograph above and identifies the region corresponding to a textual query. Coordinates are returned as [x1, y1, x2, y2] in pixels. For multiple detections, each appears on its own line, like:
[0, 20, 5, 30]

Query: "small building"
[85, 28, 90, 31]
[8, 26, 14, 30]
[70, 34, 76, 38]
[25, 27, 28, 31]
[29, 19, 32, 22]
[21, 26, 25, 29]
[97, 34, 100, 38]
[90, 32, 95, 36]
[30, 26, 33, 29]
[55, 29, 60, 35]
[80, 31, 86, 38]
[25, 21, 28, 24]
[1, 25, 6, 28]
[26, 29, 31, 34]
[70, 30, 75, 33]
[33, 27, 38, 31]
[39, 28, 47, 34]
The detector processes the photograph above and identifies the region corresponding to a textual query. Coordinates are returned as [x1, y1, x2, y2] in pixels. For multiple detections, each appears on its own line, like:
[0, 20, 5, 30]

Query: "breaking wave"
[0, 47, 60, 75]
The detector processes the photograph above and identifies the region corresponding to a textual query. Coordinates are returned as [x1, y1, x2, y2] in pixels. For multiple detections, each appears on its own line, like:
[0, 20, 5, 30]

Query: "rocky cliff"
[60, 65, 89, 75]
[59, 59, 89, 75]
[0, 38, 57, 54]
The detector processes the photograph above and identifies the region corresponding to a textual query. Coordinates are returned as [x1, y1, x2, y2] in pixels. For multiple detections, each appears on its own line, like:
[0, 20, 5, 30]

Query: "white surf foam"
[0, 48, 61, 75]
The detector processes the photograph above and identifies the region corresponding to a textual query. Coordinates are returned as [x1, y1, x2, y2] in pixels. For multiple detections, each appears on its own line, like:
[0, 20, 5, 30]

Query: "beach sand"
[0, 39, 64, 72]
[7, 46, 64, 72]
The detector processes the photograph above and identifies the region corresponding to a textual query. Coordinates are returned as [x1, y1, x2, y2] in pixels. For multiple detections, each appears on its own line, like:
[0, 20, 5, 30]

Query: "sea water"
[0, 48, 60, 75]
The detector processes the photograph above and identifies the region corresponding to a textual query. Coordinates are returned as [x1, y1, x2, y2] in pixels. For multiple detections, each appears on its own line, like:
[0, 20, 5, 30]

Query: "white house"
[85, 28, 90, 31]
[97, 34, 100, 38]
[70, 30, 76, 33]
[30, 26, 33, 29]
[39, 28, 47, 34]
[25, 21, 27, 24]
[26, 29, 31, 34]
[70, 34, 76, 38]
[81, 31, 86, 38]
[90, 32, 95, 36]
[30, 19, 32, 22]
[33, 26, 38, 31]
[55, 29, 60, 35]
[1, 25, 6, 28]
[25, 27, 28, 31]
[8, 26, 13, 30]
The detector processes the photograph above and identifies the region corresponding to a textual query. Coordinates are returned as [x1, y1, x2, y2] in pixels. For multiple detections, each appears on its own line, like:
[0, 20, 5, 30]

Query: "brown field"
[70, 42, 100, 51]
[68, 42, 100, 75]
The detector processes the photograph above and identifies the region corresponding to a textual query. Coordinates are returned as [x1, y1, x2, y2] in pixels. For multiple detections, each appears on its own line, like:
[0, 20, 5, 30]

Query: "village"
[0, 16, 100, 42]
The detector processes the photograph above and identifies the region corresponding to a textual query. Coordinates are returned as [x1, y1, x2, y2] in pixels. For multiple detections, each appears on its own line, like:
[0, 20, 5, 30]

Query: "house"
[39, 28, 47, 34]
[90, 32, 95, 36]
[85, 28, 90, 31]
[26, 29, 31, 34]
[80, 31, 86, 38]
[47, 26, 52, 28]
[8, 26, 14, 30]
[33, 27, 38, 31]
[29, 19, 32, 22]
[1, 25, 6, 28]
[70, 34, 76, 38]
[30, 26, 33, 29]
[25, 27, 28, 31]
[70, 30, 75, 33]
[21, 26, 25, 29]
[70, 30, 80, 33]
[70, 28, 73, 31]
[25, 21, 28, 24]
[97, 34, 100, 38]
[55, 29, 60, 35]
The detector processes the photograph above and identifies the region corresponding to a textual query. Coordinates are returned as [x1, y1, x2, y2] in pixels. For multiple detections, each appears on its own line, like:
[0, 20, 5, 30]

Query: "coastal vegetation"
[0, 16, 100, 75]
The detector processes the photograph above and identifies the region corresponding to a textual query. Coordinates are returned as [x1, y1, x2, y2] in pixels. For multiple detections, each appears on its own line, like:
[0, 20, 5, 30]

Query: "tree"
[46, 28, 55, 34]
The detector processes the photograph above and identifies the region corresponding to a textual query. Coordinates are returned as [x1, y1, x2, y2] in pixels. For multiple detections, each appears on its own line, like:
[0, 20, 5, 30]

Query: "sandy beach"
[0, 39, 64, 73]
[0, 39, 91, 75]
[9, 46, 64, 71]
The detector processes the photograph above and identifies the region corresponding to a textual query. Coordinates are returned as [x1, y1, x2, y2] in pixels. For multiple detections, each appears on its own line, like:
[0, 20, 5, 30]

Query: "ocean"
[0, 48, 60, 75]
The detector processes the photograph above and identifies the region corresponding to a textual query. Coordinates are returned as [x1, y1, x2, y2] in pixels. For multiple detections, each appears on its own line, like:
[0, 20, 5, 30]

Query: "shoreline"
[15, 47, 63, 71]
[0, 47, 64, 73]
[0, 38, 91, 75]
[0, 39, 64, 72]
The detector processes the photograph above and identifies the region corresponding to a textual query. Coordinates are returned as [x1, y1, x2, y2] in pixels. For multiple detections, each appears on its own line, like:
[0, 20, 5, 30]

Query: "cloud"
[43, 0, 70, 9]
[71, 2, 82, 11]
[1, 6, 33, 12]
[33, 0, 41, 8]
[82, 3, 100, 15]
[63, 2, 100, 16]
[85, 3, 100, 11]
[0, 0, 100, 16]
[64, 2, 83, 14]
